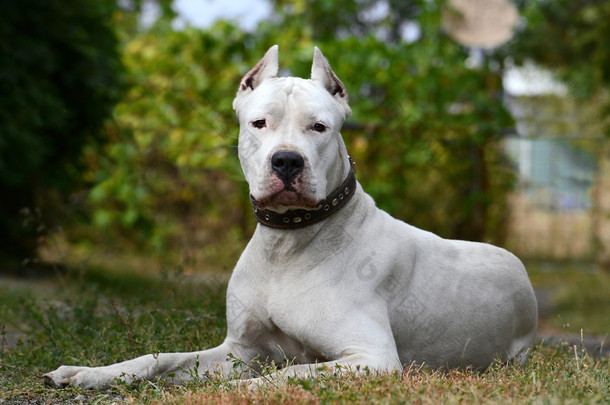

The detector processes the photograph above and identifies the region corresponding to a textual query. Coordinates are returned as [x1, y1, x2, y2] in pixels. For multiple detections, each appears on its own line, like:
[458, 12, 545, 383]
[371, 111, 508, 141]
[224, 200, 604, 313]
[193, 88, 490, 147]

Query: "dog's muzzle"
[251, 158, 357, 229]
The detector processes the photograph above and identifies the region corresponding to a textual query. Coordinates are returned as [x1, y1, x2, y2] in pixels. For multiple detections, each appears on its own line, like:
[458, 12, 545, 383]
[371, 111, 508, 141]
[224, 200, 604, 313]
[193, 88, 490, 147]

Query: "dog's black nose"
[271, 150, 305, 181]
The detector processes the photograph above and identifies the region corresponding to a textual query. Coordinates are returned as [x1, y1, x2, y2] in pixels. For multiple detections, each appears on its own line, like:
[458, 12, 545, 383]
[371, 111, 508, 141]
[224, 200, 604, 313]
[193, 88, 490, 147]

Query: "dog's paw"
[43, 366, 110, 389]
[44, 365, 87, 388]
[225, 376, 267, 391]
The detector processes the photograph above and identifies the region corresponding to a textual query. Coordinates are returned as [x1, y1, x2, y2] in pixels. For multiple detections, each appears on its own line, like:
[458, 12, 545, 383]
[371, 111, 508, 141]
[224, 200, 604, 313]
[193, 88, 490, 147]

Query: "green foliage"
[3, 0, 607, 267]
[510, 0, 610, 98]
[85, 22, 259, 264]
[0, 0, 124, 264]
[270, 0, 426, 43]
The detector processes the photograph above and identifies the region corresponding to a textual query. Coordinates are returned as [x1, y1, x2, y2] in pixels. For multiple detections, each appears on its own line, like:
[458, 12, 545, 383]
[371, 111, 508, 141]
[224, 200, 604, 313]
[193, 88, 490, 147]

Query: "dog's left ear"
[311, 47, 351, 118]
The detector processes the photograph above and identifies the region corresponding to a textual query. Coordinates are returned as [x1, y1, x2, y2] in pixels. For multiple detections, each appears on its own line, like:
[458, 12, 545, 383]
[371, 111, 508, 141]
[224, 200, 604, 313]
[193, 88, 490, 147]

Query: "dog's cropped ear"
[233, 45, 279, 111]
[311, 47, 351, 118]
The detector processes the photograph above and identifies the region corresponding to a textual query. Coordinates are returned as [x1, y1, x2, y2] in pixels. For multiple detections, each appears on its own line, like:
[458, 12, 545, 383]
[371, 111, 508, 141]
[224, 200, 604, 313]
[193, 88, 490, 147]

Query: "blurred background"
[1, 0, 608, 338]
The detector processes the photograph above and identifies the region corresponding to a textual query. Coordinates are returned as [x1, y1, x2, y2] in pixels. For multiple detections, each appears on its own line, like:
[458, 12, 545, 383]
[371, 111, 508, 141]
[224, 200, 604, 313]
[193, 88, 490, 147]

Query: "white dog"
[44, 46, 537, 389]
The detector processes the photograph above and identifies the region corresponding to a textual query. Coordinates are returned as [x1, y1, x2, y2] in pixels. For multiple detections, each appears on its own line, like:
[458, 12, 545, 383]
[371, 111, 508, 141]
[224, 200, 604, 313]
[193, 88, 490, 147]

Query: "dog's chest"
[261, 270, 344, 357]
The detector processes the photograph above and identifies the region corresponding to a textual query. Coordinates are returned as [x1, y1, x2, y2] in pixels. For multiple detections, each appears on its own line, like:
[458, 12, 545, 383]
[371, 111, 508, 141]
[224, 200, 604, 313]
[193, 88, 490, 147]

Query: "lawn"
[0, 261, 608, 404]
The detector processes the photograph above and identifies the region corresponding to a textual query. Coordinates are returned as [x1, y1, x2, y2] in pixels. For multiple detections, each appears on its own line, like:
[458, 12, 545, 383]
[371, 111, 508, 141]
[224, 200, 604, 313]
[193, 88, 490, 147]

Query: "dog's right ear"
[311, 47, 351, 119]
[233, 45, 279, 111]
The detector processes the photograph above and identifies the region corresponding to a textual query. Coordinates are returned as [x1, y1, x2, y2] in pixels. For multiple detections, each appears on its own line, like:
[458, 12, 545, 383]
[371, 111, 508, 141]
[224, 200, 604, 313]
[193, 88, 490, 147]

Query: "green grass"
[527, 261, 610, 336]
[0, 262, 608, 404]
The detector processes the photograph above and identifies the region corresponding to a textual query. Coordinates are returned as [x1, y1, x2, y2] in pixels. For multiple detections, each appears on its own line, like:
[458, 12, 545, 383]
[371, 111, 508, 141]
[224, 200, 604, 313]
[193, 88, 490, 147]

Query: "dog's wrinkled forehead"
[238, 77, 346, 125]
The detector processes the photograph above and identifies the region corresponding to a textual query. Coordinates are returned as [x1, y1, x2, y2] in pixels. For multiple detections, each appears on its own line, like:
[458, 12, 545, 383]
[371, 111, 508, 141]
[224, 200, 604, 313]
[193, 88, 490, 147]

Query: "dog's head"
[233, 46, 352, 213]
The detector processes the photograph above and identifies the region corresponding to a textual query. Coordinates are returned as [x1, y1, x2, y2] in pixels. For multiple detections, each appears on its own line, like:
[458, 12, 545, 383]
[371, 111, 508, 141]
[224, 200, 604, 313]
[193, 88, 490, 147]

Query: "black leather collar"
[250, 161, 357, 229]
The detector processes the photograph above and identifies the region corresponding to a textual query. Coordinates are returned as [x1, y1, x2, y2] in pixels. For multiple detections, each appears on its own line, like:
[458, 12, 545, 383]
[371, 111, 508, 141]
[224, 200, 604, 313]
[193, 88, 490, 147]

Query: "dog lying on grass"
[44, 46, 538, 389]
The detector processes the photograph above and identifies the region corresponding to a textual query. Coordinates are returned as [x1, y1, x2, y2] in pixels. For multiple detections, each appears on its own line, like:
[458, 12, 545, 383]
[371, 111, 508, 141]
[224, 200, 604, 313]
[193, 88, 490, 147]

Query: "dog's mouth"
[252, 189, 319, 211]
[250, 171, 319, 211]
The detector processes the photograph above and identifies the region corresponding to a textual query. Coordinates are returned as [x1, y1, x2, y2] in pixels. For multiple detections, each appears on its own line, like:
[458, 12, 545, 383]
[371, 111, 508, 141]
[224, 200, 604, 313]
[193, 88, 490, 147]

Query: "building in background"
[503, 64, 610, 263]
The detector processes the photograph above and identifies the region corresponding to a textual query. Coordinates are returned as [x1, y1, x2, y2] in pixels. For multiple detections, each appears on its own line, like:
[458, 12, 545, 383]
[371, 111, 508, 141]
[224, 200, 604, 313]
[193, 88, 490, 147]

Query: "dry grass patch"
[127, 345, 608, 405]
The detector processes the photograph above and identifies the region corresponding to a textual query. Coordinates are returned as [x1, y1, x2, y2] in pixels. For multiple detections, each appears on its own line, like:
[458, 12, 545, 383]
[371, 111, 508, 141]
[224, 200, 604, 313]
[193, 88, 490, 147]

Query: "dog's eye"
[251, 119, 266, 129]
[313, 123, 327, 132]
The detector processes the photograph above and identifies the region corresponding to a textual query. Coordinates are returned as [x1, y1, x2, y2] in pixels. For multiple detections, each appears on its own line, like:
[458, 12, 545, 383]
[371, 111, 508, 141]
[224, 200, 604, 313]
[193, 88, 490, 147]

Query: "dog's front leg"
[43, 340, 255, 389]
[240, 351, 403, 388]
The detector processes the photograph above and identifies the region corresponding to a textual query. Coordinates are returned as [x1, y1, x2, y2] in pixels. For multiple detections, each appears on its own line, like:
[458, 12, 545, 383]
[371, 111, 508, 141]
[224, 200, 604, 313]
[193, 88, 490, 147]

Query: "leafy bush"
[83, 22, 257, 266]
